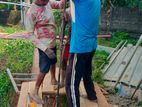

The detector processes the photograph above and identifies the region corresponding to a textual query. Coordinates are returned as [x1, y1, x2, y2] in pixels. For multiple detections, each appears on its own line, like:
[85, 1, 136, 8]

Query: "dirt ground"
[107, 94, 138, 107]
[105, 87, 141, 107]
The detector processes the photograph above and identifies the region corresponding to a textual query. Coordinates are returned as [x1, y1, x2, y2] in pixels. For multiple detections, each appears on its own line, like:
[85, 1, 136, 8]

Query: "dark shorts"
[38, 47, 57, 74]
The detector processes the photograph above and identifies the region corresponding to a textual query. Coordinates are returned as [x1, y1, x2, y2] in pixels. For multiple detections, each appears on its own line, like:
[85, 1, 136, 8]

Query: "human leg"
[82, 51, 97, 100]
[66, 53, 86, 107]
[50, 64, 57, 85]
[49, 47, 57, 85]
[31, 48, 56, 103]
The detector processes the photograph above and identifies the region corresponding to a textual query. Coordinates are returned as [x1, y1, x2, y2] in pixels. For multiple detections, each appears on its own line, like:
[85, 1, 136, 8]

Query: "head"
[35, 0, 49, 6]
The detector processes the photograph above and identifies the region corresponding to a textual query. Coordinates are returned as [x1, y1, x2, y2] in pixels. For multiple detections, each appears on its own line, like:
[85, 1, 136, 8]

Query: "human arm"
[49, 0, 65, 9]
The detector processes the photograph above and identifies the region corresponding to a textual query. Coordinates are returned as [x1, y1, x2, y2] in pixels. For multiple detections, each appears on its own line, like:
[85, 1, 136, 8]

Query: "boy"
[25, 0, 64, 104]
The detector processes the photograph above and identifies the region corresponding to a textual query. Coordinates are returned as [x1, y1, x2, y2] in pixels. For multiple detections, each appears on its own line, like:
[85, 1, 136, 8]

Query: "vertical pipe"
[20, 0, 24, 27]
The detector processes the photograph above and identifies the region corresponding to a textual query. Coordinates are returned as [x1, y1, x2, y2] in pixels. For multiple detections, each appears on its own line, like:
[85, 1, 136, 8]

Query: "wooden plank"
[12, 73, 37, 76]
[56, 35, 111, 40]
[42, 70, 66, 95]
[114, 35, 142, 87]
[80, 81, 98, 107]
[17, 82, 42, 107]
[80, 82, 117, 107]
[6, 68, 19, 93]
[17, 82, 29, 107]
[104, 47, 128, 80]
[113, 47, 135, 81]
[80, 86, 88, 107]
[14, 77, 36, 81]
[28, 82, 42, 107]
[94, 83, 110, 107]
[130, 53, 142, 86]
[120, 47, 142, 85]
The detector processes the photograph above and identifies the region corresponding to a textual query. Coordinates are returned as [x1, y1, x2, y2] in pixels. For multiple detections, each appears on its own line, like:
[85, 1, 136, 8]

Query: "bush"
[92, 50, 109, 85]
[0, 72, 12, 107]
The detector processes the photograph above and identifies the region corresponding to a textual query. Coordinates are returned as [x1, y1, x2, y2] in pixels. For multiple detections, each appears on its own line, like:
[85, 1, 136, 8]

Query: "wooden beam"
[6, 68, 20, 94]
[17, 82, 29, 107]
[12, 73, 37, 76]
[94, 83, 110, 107]
[14, 78, 36, 81]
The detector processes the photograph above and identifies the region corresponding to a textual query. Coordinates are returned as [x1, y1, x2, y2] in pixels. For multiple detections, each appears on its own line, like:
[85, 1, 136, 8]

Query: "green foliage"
[93, 50, 109, 68]
[53, 9, 70, 37]
[138, 101, 142, 107]
[98, 31, 137, 48]
[53, 10, 62, 35]
[0, 26, 34, 106]
[0, 40, 34, 72]
[0, 72, 12, 107]
[0, 25, 23, 34]
[92, 50, 109, 85]
[0, 4, 7, 10]
[112, 31, 129, 39]
[92, 69, 104, 85]
[101, 0, 142, 10]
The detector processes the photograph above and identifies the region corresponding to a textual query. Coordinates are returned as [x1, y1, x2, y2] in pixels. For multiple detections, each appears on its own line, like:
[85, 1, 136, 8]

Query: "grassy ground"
[98, 32, 138, 48]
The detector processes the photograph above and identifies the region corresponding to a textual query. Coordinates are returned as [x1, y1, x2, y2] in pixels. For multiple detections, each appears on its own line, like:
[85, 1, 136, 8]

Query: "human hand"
[45, 48, 56, 59]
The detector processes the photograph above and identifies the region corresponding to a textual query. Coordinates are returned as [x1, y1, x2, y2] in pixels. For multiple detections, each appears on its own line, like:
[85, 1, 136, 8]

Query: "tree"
[101, 0, 142, 9]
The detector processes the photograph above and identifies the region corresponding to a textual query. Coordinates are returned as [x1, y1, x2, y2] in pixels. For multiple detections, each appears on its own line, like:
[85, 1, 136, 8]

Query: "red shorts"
[62, 43, 70, 61]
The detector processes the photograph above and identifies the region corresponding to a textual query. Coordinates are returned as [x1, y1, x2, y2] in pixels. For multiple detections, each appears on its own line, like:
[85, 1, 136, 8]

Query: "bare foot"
[51, 79, 58, 85]
[30, 92, 43, 104]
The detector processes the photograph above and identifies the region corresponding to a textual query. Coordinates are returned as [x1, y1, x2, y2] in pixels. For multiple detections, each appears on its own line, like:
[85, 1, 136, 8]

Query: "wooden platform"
[17, 82, 99, 107]
[17, 71, 118, 107]
[17, 82, 42, 107]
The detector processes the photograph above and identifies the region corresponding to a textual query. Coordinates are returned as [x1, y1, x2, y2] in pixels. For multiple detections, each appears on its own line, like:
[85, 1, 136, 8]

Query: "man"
[65, 0, 101, 107]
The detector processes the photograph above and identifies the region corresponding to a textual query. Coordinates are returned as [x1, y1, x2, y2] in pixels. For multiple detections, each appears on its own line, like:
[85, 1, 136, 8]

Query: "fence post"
[20, 0, 24, 28]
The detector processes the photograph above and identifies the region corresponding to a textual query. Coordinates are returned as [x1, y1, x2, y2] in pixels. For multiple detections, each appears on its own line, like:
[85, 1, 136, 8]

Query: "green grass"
[92, 50, 109, 85]
[98, 31, 138, 48]
[0, 25, 24, 34]
[138, 101, 142, 107]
